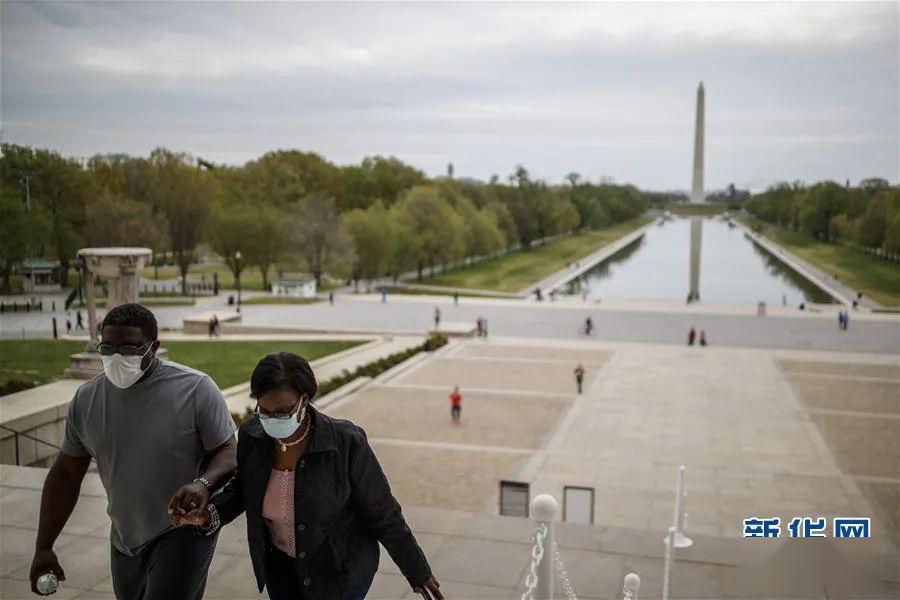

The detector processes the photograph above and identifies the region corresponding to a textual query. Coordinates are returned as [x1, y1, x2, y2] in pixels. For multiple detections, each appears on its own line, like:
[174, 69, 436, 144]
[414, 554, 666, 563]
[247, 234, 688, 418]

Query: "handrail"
[0, 423, 62, 466]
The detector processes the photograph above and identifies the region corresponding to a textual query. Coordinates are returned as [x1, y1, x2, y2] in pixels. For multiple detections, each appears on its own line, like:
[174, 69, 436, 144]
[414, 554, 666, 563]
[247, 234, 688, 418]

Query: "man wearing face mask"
[29, 303, 237, 599]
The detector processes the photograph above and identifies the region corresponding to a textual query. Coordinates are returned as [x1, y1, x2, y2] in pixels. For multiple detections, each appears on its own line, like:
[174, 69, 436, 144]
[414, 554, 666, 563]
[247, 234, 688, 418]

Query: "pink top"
[262, 468, 296, 557]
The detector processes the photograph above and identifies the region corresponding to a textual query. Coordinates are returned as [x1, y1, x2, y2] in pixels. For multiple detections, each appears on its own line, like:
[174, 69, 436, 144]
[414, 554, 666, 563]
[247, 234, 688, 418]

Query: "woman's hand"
[413, 576, 443, 600]
[170, 506, 210, 527]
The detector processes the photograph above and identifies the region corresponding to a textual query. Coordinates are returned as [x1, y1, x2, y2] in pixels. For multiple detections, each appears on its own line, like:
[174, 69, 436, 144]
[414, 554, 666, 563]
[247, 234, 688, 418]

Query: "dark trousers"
[576, 377, 583, 394]
[110, 526, 217, 600]
[451, 405, 461, 421]
[265, 545, 374, 600]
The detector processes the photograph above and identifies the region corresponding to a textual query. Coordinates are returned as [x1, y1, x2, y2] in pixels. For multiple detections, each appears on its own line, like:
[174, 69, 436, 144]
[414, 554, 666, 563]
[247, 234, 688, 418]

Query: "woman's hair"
[250, 352, 318, 400]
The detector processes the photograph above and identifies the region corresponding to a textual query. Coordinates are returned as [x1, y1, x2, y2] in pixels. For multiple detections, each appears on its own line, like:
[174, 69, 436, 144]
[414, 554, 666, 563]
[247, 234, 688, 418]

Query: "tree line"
[0, 144, 648, 293]
[744, 178, 900, 256]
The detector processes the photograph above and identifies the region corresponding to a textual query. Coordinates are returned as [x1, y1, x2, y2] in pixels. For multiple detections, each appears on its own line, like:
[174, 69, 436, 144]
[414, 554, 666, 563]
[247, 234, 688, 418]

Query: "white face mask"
[101, 346, 152, 389]
[259, 400, 306, 440]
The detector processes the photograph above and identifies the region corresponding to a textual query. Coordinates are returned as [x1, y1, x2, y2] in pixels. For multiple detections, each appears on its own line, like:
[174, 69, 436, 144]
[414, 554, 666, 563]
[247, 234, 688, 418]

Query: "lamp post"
[234, 250, 242, 311]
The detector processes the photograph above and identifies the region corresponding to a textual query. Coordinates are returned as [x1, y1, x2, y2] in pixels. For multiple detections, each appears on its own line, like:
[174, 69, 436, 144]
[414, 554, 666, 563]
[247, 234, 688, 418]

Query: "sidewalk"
[521, 220, 656, 297]
[738, 222, 883, 310]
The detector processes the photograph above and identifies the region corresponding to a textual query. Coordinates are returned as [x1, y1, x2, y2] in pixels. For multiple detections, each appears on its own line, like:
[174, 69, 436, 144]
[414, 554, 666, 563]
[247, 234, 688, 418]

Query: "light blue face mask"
[258, 398, 307, 440]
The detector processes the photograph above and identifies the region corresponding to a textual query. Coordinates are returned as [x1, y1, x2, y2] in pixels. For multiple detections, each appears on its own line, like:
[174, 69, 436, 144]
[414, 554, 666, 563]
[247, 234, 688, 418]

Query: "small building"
[271, 277, 317, 298]
[21, 259, 61, 293]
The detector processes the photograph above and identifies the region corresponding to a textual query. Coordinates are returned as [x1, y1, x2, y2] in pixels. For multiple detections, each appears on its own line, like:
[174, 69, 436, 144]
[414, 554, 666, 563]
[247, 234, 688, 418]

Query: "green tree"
[287, 195, 354, 285]
[85, 192, 169, 250]
[799, 181, 850, 241]
[484, 201, 519, 249]
[344, 201, 394, 289]
[337, 156, 426, 211]
[206, 201, 258, 289]
[385, 206, 419, 282]
[149, 148, 218, 294]
[0, 144, 91, 285]
[236, 151, 341, 208]
[393, 186, 465, 279]
[248, 205, 286, 290]
[0, 185, 47, 293]
[455, 196, 505, 263]
[884, 211, 900, 255]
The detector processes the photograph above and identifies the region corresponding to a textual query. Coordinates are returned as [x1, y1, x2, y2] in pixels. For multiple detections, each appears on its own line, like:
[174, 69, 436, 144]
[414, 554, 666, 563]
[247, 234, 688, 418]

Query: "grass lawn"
[164, 340, 361, 388]
[240, 296, 321, 305]
[0, 340, 85, 386]
[422, 216, 653, 292]
[746, 219, 900, 307]
[0, 340, 361, 390]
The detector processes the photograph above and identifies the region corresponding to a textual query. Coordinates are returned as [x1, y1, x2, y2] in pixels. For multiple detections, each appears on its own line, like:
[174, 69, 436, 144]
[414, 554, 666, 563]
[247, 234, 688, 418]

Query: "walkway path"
[521, 219, 656, 297]
[738, 222, 885, 310]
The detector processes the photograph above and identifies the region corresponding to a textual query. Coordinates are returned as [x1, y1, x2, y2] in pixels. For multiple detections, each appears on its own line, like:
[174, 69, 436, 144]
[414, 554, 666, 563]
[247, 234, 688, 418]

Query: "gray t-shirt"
[61, 359, 236, 556]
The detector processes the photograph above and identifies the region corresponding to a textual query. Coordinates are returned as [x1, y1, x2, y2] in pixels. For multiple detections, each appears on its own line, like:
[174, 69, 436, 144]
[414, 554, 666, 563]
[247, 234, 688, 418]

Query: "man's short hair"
[102, 303, 158, 341]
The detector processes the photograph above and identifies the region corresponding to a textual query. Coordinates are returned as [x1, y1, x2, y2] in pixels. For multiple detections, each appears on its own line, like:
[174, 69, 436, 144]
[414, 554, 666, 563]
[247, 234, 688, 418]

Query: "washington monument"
[691, 81, 705, 204]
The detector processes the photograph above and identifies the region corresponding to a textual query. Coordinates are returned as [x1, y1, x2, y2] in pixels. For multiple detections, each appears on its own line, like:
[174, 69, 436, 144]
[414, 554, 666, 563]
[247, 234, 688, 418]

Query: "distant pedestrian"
[212, 314, 220, 338]
[476, 317, 483, 337]
[453, 292, 459, 306]
[381, 288, 387, 303]
[75, 311, 85, 330]
[688, 326, 696, 346]
[535, 288, 543, 302]
[799, 302, 806, 311]
[65, 316, 72, 335]
[434, 307, 441, 330]
[852, 299, 858, 310]
[449, 386, 462, 423]
[581, 316, 594, 336]
[699, 330, 707, 346]
[574, 363, 585, 394]
[837, 310, 844, 330]
[843, 310, 850, 330]
[329, 291, 334, 305]
[208, 316, 216, 338]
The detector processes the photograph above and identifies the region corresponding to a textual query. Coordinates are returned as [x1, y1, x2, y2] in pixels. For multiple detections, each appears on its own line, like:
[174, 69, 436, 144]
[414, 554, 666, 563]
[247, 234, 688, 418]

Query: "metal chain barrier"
[552, 541, 578, 600]
[521, 522, 548, 600]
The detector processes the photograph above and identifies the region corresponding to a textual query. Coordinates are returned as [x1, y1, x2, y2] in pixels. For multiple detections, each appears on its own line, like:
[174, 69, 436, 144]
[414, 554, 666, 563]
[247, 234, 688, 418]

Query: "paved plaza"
[1, 308, 898, 597]
[5, 291, 900, 356]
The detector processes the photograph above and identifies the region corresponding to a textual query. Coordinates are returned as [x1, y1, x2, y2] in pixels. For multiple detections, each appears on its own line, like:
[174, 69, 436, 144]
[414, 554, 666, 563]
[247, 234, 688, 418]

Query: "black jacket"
[211, 408, 432, 599]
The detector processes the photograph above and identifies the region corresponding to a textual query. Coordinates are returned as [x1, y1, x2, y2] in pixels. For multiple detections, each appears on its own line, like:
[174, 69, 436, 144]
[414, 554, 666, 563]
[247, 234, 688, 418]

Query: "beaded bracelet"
[199, 504, 221, 536]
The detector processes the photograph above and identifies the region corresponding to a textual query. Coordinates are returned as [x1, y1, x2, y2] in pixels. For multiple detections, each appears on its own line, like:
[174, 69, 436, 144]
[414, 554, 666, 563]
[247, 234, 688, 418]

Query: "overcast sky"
[2, 1, 897, 191]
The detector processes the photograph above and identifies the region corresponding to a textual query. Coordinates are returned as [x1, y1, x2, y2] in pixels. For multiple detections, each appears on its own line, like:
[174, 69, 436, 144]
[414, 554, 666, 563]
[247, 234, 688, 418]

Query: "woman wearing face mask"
[174, 352, 443, 600]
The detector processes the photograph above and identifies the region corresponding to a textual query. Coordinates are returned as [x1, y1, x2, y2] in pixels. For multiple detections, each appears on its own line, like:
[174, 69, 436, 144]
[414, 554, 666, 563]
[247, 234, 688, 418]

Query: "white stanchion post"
[622, 572, 641, 600]
[532, 494, 558, 600]
[662, 526, 675, 600]
[665, 465, 693, 548]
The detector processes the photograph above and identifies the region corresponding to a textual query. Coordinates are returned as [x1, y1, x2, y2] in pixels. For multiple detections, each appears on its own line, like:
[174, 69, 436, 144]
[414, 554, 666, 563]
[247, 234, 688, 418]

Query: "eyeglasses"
[97, 341, 153, 357]
[254, 394, 304, 420]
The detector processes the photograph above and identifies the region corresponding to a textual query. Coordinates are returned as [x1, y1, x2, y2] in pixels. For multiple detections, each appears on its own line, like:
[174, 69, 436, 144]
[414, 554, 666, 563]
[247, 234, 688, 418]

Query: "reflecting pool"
[564, 217, 835, 304]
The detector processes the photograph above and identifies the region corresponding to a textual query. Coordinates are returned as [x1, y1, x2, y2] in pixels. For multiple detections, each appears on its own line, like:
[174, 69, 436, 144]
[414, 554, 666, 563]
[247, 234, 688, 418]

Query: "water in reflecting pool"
[564, 217, 835, 304]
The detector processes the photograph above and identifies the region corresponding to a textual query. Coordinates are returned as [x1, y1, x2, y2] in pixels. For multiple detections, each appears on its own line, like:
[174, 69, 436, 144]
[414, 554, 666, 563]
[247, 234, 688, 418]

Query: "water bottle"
[36, 573, 58, 595]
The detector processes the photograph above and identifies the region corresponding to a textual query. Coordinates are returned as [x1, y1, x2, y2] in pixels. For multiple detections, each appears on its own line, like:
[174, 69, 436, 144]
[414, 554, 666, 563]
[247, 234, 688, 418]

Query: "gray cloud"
[2, 1, 897, 190]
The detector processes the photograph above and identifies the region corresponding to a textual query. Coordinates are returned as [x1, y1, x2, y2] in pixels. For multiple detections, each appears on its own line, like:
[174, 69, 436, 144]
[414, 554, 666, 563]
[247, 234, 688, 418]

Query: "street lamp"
[234, 250, 242, 311]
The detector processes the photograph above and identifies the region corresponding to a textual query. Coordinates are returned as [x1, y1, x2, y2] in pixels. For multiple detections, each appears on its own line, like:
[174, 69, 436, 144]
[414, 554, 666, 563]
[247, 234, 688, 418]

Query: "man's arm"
[30, 452, 91, 593]
[168, 437, 236, 520]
